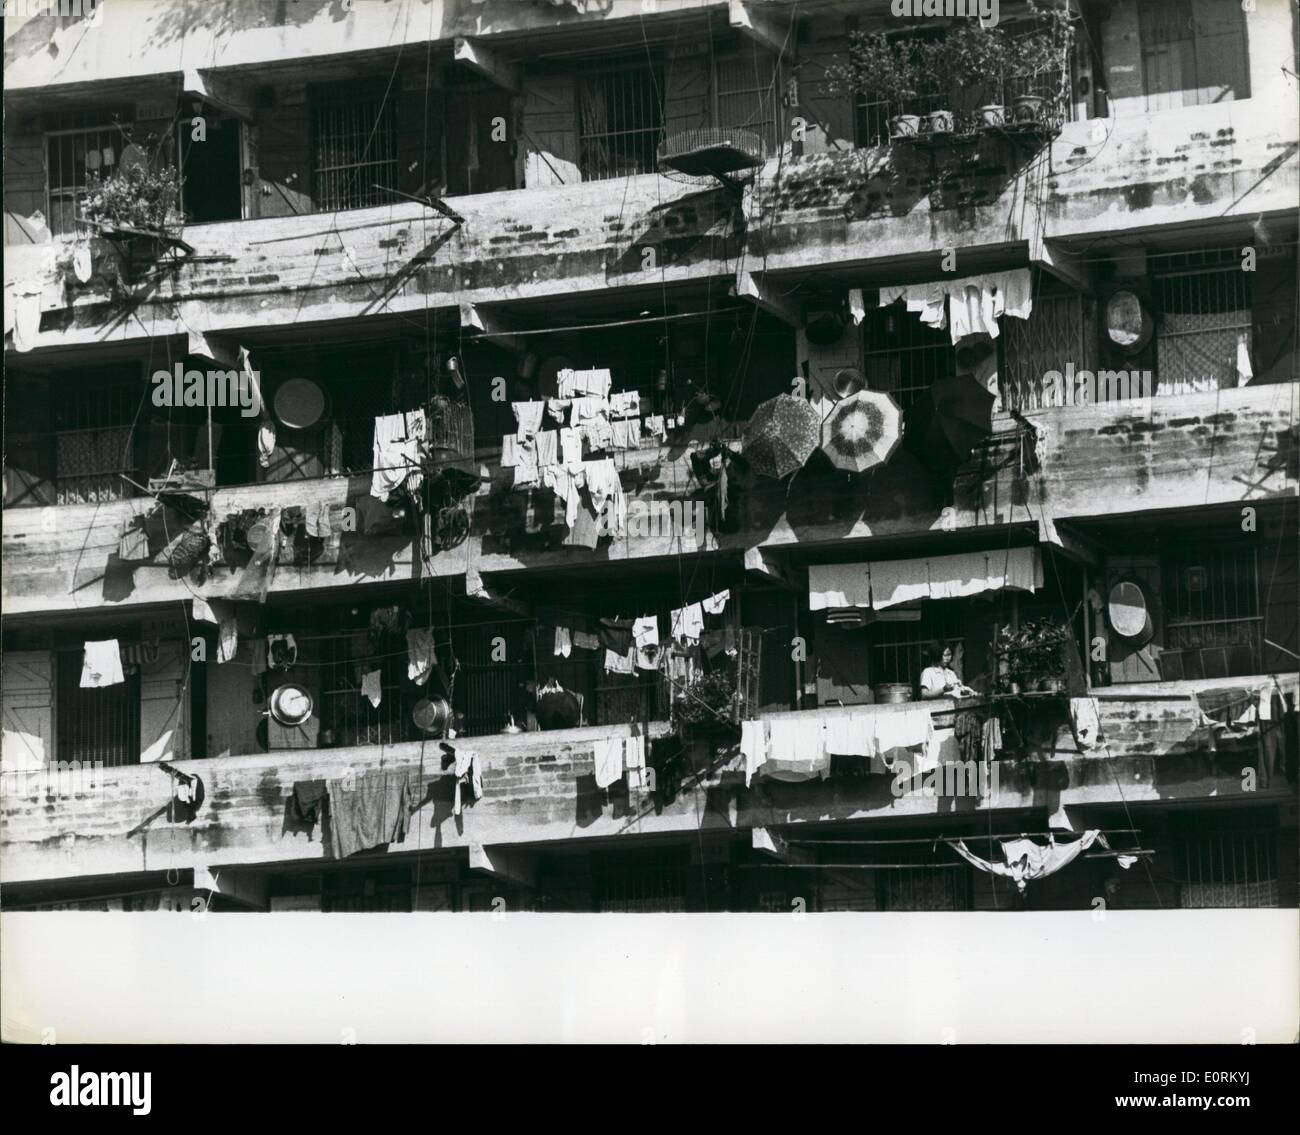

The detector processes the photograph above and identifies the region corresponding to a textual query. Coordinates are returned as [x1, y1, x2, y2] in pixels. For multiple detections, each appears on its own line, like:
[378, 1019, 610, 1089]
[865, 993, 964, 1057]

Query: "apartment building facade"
[2, 0, 1297, 913]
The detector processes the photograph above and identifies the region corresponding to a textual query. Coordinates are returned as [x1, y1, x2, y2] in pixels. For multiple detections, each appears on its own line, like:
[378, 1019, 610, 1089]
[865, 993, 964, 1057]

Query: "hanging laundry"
[73, 242, 93, 283]
[569, 395, 609, 422]
[453, 748, 483, 816]
[546, 398, 570, 425]
[624, 731, 648, 789]
[191, 596, 217, 623]
[824, 709, 876, 758]
[559, 427, 583, 468]
[644, 414, 667, 440]
[512, 401, 545, 438]
[512, 437, 540, 489]
[583, 459, 621, 516]
[609, 390, 641, 418]
[598, 617, 635, 654]
[371, 410, 425, 501]
[702, 589, 730, 615]
[951, 830, 1101, 894]
[670, 602, 705, 643]
[1068, 697, 1102, 750]
[326, 770, 411, 859]
[981, 715, 1003, 764]
[573, 630, 600, 651]
[542, 464, 583, 529]
[563, 492, 602, 549]
[558, 367, 612, 400]
[633, 615, 660, 671]
[289, 779, 328, 828]
[304, 501, 332, 538]
[808, 563, 872, 611]
[741, 719, 768, 787]
[763, 716, 830, 782]
[80, 640, 125, 688]
[500, 435, 522, 467]
[554, 626, 572, 659]
[593, 735, 623, 789]
[604, 647, 635, 675]
[581, 417, 614, 452]
[216, 615, 239, 665]
[257, 420, 277, 469]
[407, 628, 436, 685]
[10, 286, 42, 352]
[535, 430, 559, 468]
[361, 669, 383, 708]
[610, 418, 641, 450]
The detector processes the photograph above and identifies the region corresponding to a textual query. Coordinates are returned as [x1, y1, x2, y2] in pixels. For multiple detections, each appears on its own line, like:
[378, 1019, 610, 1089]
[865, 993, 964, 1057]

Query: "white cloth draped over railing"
[809, 547, 1043, 611]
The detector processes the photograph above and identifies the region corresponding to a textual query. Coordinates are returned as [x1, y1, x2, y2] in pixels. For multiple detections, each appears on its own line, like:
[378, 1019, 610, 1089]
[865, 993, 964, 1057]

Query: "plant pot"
[925, 109, 955, 135]
[889, 114, 921, 140]
[980, 105, 1007, 128]
[1012, 94, 1048, 125]
[1038, 676, 1066, 694]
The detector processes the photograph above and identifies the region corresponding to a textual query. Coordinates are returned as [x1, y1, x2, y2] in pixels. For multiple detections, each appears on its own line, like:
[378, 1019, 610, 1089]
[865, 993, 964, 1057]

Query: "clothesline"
[784, 828, 1142, 847]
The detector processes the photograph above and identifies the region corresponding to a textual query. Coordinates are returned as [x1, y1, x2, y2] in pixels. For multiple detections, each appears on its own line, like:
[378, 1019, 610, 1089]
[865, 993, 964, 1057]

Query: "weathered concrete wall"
[3, 0, 731, 91]
[3, 384, 1294, 615]
[0, 689, 1286, 885]
[8, 92, 1295, 354]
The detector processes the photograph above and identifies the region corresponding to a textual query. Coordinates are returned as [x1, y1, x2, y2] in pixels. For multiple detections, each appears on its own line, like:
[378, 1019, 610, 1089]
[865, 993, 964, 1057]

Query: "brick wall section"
[3, 385, 1295, 615]
[2, 694, 1286, 885]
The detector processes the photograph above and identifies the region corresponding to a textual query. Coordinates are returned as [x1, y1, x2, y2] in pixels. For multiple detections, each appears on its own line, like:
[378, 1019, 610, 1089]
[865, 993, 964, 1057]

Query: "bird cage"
[426, 396, 474, 462]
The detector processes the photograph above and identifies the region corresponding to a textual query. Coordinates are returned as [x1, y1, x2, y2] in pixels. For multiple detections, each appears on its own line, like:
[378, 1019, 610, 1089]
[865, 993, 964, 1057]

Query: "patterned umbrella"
[741, 394, 822, 479]
[820, 390, 902, 473]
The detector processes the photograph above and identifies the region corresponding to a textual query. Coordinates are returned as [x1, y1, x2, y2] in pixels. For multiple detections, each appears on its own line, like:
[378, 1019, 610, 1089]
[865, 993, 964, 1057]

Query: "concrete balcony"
[1, 684, 1290, 886]
[8, 101, 1296, 354]
[3, 383, 1294, 616]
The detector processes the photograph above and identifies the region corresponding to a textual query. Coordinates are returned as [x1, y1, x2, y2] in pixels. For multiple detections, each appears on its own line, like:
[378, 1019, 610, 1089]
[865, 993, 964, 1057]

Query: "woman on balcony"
[920, 643, 975, 700]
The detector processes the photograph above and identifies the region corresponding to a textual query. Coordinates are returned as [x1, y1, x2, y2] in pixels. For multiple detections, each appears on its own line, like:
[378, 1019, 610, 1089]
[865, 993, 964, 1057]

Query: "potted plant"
[81, 159, 183, 239]
[995, 618, 1071, 693]
[925, 26, 1012, 136]
[673, 665, 740, 736]
[826, 32, 923, 140]
[1006, 2, 1075, 128]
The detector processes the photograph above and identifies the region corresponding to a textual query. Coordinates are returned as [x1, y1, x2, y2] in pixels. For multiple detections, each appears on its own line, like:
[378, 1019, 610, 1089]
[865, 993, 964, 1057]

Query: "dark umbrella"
[927, 375, 995, 462]
[741, 394, 821, 479]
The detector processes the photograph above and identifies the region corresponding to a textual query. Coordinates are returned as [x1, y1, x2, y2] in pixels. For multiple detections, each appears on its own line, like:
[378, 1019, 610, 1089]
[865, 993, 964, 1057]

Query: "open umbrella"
[927, 375, 996, 462]
[741, 394, 821, 479]
[820, 390, 902, 473]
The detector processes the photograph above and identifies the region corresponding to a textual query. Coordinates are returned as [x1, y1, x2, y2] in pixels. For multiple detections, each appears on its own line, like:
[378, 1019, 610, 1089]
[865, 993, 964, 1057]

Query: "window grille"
[714, 48, 781, 155]
[45, 120, 133, 236]
[577, 61, 664, 181]
[861, 304, 953, 411]
[1153, 265, 1253, 396]
[1139, 0, 1250, 111]
[867, 607, 966, 688]
[56, 648, 141, 768]
[1162, 543, 1261, 677]
[1179, 825, 1277, 908]
[1000, 291, 1087, 411]
[318, 632, 414, 749]
[593, 847, 689, 912]
[452, 622, 534, 737]
[51, 371, 142, 504]
[312, 94, 399, 211]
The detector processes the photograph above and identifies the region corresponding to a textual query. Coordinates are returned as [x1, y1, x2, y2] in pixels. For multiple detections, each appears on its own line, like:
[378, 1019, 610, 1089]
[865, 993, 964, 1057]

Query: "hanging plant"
[81, 160, 183, 236]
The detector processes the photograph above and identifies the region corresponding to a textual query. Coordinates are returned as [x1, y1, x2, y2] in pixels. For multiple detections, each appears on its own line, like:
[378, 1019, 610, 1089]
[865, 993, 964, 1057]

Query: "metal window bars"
[312, 97, 399, 212]
[577, 62, 665, 181]
[45, 124, 131, 237]
[1153, 265, 1253, 395]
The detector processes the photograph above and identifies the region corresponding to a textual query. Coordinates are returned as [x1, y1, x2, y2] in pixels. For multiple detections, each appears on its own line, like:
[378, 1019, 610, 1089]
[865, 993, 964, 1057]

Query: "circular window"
[1104, 289, 1153, 354]
[1107, 579, 1153, 642]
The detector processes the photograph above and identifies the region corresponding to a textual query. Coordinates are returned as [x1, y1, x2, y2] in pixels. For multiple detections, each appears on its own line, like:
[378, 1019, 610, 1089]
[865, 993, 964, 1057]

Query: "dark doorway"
[443, 79, 516, 197]
[179, 105, 243, 223]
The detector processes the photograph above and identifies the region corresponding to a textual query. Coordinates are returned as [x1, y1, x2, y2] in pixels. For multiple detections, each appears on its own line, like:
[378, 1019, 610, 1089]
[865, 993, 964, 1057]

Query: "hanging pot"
[926, 109, 955, 135]
[889, 114, 921, 139]
[412, 696, 453, 736]
[1012, 94, 1047, 125]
